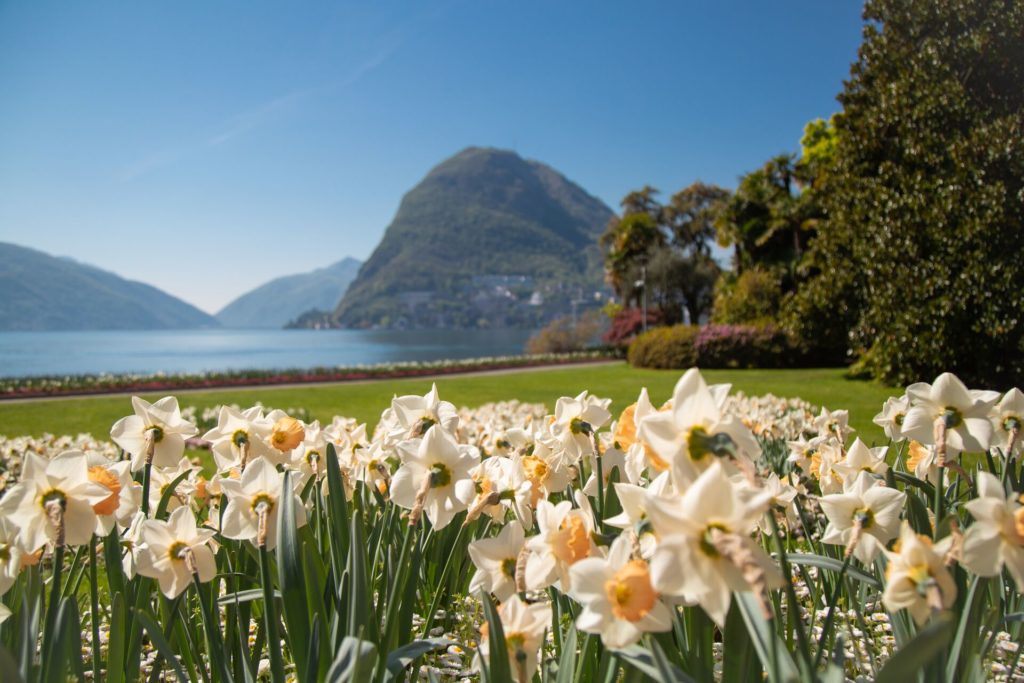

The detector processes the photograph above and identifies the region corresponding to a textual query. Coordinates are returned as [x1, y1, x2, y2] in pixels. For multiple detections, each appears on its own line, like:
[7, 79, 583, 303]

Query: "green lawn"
[0, 364, 900, 445]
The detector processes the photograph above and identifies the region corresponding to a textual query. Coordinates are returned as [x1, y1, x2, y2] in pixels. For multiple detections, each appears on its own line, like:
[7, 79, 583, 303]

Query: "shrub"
[711, 268, 782, 326]
[526, 311, 604, 354]
[627, 325, 698, 369]
[602, 307, 662, 346]
[693, 324, 792, 369]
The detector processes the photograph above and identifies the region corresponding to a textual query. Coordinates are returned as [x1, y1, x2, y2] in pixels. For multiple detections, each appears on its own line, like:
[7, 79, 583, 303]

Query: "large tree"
[600, 184, 726, 325]
[786, 0, 1024, 384]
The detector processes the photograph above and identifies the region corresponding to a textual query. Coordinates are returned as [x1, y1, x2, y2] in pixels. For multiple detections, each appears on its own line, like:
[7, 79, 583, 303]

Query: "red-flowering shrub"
[603, 308, 662, 346]
[693, 324, 791, 369]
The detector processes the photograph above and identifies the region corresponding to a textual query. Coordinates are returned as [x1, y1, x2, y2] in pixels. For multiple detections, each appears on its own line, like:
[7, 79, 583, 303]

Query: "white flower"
[883, 522, 956, 625]
[389, 384, 459, 441]
[873, 395, 909, 441]
[547, 391, 612, 464]
[146, 458, 197, 514]
[468, 521, 526, 601]
[524, 494, 596, 591]
[219, 458, 306, 550]
[110, 396, 198, 471]
[604, 474, 674, 558]
[637, 368, 759, 488]
[819, 472, 905, 563]
[831, 438, 889, 484]
[990, 388, 1024, 456]
[961, 471, 1024, 591]
[813, 407, 854, 443]
[390, 425, 479, 530]
[0, 517, 24, 595]
[902, 373, 997, 455]
[136, 507, 217, 599]
[475, 595, 550, 683]
[0, 451, 109, 551]
[84, 453, 142, 535]
[647, 461, 780, 626]
[202, 406, 277, 473]
[569, 535, 672, 648]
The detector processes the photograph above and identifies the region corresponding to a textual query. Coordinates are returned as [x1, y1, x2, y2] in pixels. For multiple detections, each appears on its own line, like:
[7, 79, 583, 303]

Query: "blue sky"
[0, 1, 864, 313]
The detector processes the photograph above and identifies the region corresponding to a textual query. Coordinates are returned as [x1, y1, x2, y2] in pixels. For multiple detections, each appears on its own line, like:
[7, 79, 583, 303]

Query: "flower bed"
[0, 371, 1021, 682]
[0, 350, 616, 399]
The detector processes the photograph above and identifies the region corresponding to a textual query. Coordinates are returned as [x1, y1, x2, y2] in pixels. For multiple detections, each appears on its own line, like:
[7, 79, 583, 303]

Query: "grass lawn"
[0, 363, 900, 445]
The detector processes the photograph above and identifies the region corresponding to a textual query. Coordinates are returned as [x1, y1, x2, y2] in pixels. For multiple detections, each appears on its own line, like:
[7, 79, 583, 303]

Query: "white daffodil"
[807, 442, 846, 494]
[605, 474, 674, 558]
[904, 440, 940, 486]
[873, 395, 910, 442]
[819, 472, 905, 563]
[0, 517, 24, 595]
[136, 507, 217, 599]
[990, 388, 1024, 457]
[831, 438, 889, 484]
[84, 453, 142, 535]
[219, 458, 306, 550]
[203, 406, 277, 473]
[547, 391, 612, 464]
[961, 471, 1024, 591]
[786, 435, 825, 473]
[512, 438, 572, 509]
[390, 425, 479, 530]
[120, 511, 146, 579]
[468, 521, 526, 601]
[754, 472, 799, 534]
[637, 368, 759, 489]
[146, 458, 197, 514]
[265, 412, 305, 455]
[524, 494, 596, 591]
[0, 451, 110, 552]
[352, 441, 392, 498]
[389, 384, 459, 441]
[813, 407, 854, 443]
[646, 460, 780, 627]
[902, 372, 998, 460]
[287, 420, 328, 483]
[110, 396, 198, 471]
[569, 534, 672, 648]
[883, 522, 956, 625]
[456, 456, 524, 525]
[475, 595, 551, 683]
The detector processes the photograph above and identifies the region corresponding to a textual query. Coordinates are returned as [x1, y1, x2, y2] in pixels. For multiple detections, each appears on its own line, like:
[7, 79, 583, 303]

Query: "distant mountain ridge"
[216, 257, 362, 328]
[334, 147, 614, 329]
[0, 242, 218, 330]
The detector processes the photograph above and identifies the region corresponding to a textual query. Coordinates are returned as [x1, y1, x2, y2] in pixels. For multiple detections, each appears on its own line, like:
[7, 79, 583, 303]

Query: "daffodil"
[568, 534, 672, 648]
[219, 458, 306, 550]
[961, 471, 1024, 591]
[84, 453, 142, 535]
[110, 396, 198, 471]
[646, 461, 780, 626]
[604, 474, 674, 558]
[389, 383, 459, 441]
[547, 391, 612, 464]
[873, 395, 910, 441]
[203, 406, 277, 472]
[0, 451, 110, 551]
[883, 522, 956, 625]
[831, 438, 889, 484]
[990, 388, 1024, 457]
[902, 372, 998, 461]
[819, 472, 905, 563]
[475, 595, 550, 683]
[813, 407, 854, 443]
[390, 425, 479, 530]
[524, 494, 596, 591]
[136, 507, 217, 599]
[0, 517, 24, 596]
[637, 368, 759, 488]
[468, 521, 526, 601]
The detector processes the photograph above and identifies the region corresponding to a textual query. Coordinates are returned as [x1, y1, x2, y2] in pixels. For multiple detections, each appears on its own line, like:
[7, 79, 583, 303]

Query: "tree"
[600, 183, 726, 324]
[785, 0, 1024, 384]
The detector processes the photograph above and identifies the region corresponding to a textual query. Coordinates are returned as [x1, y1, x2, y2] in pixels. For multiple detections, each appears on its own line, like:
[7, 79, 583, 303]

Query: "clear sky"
[0, 1, 865, 314]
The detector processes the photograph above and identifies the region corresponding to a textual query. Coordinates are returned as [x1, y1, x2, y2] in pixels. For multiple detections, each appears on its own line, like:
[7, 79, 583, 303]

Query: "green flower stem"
[141, 462, 153, 516]
[934, 466, 944, 540]
[193, 573, 232, 683]
[258, 544, 285, 683]
[421, 521, 468, 638]
[593, 433, 605, 527]
[812, 551, 852, 672]
[767, 512, 814, 678]
[89, 537, 102, 682]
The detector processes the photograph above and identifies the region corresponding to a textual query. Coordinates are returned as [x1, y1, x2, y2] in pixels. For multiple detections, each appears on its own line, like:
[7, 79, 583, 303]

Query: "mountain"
[0, 242, 218, 330]
[216, 257, 362, 328]
[334, 147, 614, 329]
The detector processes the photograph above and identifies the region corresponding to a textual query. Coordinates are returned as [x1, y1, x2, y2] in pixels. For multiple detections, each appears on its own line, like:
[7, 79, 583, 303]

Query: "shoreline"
[0, 357, 621, 403]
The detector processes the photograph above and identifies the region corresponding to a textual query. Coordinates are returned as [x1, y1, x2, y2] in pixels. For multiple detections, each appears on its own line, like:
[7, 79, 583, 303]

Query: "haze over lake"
[0, 329, 537, 377]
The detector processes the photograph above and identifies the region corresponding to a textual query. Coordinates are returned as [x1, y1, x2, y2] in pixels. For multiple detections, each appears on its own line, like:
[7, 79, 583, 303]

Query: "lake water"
[0, 329, 538, 377]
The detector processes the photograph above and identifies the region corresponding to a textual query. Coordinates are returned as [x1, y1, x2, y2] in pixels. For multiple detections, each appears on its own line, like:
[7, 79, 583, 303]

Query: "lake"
[0, 329, 538, 377]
